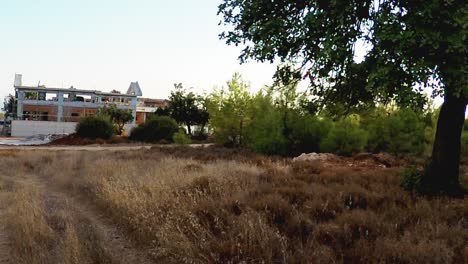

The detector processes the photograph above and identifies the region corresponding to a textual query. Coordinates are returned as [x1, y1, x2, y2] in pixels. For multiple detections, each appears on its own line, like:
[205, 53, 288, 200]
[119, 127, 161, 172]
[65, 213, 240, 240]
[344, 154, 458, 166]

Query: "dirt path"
[0, 193, 10, 264]
[36, 179, 154, 264]
[0, 143, 213, 151]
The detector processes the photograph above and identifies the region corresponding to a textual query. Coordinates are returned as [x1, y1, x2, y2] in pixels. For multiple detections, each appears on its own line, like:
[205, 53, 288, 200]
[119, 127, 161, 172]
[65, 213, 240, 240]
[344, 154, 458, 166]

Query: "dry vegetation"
[0, 147, 466, 263]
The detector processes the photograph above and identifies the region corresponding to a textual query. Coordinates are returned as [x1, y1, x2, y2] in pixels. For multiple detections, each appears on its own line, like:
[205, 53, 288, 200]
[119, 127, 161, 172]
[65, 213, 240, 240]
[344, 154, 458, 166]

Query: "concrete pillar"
[57, 92, 64, 122]
[16, 90, 24, 120]
[131, 97, 137, 125]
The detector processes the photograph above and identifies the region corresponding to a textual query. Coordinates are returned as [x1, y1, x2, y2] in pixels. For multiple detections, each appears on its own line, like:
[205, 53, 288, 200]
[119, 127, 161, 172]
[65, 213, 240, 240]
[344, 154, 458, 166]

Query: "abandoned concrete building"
[9, 74, 167, 136]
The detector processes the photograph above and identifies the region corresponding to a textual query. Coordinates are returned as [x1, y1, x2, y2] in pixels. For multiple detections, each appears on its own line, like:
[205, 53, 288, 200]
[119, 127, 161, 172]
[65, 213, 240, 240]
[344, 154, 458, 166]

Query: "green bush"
[400, 166, 423, 191]
[244, 94, 287, 155]
[365, 109, 426, 154]
[288, 113, 332, 155]
[173, 130, 192, 145]
[130, 116, 178, 142]
[321, 115, 368, 156]
[75, 116, 115, 139]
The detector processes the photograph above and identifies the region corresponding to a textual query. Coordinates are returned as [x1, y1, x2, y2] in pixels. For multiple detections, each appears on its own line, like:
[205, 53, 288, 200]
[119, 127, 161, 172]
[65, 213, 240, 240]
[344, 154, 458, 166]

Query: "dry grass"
[0, 147, 466, 263]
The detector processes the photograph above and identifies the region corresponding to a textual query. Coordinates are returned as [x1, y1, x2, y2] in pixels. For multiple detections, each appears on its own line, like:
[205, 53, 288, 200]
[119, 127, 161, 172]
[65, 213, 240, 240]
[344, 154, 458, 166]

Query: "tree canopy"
[98, 104, 133, 135]
[218, 0, 467, 106]
[168, 84, 209, 135]
[218, 0, 468, 195]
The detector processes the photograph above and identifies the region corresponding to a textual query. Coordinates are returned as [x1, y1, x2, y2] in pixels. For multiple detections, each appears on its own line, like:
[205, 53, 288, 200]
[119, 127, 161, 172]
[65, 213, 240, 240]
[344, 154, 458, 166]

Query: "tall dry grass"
[0, 147, 466, 263]
[0, 151, 115, 264]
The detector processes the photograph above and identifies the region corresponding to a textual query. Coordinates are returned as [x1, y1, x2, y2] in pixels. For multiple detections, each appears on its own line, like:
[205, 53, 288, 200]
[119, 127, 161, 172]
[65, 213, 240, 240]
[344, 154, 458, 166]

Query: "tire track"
[36, 178, 154, 264]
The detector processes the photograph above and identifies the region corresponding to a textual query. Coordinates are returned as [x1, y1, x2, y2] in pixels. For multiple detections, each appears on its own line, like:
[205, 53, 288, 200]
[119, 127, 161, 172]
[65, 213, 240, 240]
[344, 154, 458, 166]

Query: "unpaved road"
[0, 144, 213, 151]
[37, 179, 153, 264]
[0, 160, 154, 264]
[0, 145, 153, 151]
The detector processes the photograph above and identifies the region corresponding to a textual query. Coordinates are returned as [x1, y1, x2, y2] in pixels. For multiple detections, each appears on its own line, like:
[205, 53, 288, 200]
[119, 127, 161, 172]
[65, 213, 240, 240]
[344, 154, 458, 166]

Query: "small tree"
[98, 105, 133, 135]
[168, 84, 209, 135]
[208, 73, 252, 146]
[2, 94, 16, 118]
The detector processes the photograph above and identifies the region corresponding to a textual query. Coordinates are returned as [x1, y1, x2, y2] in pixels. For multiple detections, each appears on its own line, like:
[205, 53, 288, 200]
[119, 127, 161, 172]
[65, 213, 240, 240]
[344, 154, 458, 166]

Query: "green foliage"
[401, 166, 423, 192]
[218, 0, 467, 104]
[207, 74, 442, 158]
[173, 130, 192, 145]
[130, 116, 178, 143]
[287, 113, 332, 155]
[168, 83, 209, 135]
[208, 73, 252, 147]
[2, 94, 16, 118]
[154, 107, 171, 117]
[219, 0, 467, 194]
[365, 108, 426, 154]
[98, 104, 133, 135]
[76, 116, 115, 140]
[244, 92, 287, 155]
[321, 115, 368, 156]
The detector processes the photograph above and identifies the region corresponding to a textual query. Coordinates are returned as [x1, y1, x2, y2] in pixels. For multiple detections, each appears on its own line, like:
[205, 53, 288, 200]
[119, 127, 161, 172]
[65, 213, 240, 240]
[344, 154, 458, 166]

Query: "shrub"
[365, 109, 426, 154]
[244, 94, 287, 155]
[288, 113, 332, 155]
[173, 130, 192, 145]
[75, 116, 114, 139]
[321, 115, 368, 156]
[130, 116, 178, 142]
[400, 166, 423, 191]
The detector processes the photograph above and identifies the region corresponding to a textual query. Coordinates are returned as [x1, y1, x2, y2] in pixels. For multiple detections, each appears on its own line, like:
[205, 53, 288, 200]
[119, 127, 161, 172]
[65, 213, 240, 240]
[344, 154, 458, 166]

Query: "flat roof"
[15, 86, 136, 97]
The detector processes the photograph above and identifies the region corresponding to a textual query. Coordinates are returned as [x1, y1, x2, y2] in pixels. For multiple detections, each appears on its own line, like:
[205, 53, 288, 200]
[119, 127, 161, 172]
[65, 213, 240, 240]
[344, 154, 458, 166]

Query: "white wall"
[11, 120, 77, 137]
[11, 120, 137, 137]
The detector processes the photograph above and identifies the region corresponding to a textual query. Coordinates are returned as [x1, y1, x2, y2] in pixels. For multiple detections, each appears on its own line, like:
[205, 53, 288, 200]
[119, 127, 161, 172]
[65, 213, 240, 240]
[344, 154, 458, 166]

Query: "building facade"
[9, 74, 167, 136]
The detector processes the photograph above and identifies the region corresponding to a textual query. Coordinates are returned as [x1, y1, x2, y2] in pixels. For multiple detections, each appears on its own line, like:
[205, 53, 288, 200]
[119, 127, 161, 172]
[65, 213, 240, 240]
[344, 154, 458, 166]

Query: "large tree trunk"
[424, 95, 467, 195]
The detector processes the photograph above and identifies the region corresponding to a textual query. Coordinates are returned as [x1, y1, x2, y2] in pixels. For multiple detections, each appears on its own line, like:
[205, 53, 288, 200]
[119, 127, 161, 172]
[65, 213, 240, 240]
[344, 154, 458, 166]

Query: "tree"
[98, 104, 133, 135]
[219, 0, 467, 195]
[168, 84, 209, 135]
[2, 94, 16, 118]
[208, 73, 252, 146]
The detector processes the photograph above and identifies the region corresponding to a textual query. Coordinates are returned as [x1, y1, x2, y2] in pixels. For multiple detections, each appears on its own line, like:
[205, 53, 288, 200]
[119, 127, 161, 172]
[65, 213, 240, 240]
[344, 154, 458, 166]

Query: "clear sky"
[0, 0, 278, 101]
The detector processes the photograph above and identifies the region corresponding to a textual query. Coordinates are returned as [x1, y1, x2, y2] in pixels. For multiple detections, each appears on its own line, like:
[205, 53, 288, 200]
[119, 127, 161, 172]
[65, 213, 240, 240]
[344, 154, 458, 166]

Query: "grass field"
[0, 147, 466, 263]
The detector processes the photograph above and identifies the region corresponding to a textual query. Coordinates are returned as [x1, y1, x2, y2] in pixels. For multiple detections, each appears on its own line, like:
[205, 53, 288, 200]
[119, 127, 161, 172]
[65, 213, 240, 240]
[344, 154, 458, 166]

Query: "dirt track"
[0, 144, 212, 151]
[0, 145, 153, 151]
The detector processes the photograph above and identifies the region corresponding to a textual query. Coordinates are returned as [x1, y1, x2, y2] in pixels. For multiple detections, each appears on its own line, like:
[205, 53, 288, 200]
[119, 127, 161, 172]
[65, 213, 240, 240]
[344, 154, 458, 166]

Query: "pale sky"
[0, 0, 441, 109]
[0, 0, 277, 102]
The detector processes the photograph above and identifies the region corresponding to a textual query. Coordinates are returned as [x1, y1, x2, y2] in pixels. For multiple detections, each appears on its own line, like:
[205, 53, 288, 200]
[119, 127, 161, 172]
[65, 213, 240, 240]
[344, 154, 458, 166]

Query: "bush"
[130, 116, 178, 142]
[365, 109, 426, 154]
[321, 115, 368, 156]
[288, 113, 332, 155]
[400, 166, 423, 191]
[245, 94, 287, 155]
[75, 116, 114, 139]
[173, 130, 192, 145]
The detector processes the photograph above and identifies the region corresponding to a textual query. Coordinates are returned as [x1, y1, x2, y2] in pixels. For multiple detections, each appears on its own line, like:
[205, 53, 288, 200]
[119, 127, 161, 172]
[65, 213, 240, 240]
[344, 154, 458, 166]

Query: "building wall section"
[11, 120, 136, 137]
[11, 120, 77, 137]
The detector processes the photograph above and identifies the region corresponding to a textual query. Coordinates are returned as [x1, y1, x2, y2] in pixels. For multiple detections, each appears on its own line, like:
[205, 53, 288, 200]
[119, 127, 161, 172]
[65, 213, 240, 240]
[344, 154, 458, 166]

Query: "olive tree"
[218, 0, 467, 195]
